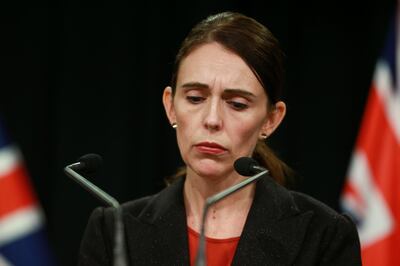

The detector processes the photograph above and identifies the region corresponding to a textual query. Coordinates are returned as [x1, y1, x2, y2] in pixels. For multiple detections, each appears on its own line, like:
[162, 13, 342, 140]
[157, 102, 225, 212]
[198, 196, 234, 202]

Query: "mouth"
[195, 141, 227, 155]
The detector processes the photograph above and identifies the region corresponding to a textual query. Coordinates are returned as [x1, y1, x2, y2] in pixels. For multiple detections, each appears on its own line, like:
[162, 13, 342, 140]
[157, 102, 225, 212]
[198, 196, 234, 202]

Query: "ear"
[260, 101, 286, 138]
[162, 86, 176, 125]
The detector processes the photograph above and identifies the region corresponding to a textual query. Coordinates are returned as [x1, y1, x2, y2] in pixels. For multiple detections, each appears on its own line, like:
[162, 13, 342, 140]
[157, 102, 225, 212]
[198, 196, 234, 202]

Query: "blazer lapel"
[232, 177, 313, 266]
[124, 178, 190, 265]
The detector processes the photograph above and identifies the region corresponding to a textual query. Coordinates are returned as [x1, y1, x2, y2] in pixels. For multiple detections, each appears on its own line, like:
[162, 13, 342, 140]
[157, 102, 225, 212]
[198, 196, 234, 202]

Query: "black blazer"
[78, 176, 361, 265]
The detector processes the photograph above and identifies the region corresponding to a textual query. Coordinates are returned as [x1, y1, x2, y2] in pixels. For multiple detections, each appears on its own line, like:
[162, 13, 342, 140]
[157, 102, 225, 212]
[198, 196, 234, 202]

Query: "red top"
[188, 227, 240, 266]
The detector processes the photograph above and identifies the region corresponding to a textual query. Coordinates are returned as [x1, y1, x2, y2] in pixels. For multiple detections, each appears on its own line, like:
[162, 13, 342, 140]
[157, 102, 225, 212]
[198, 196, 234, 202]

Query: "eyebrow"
[180, 82, 209, 89]
[180, 82, 257, 99]
[224, 89, 256, 99]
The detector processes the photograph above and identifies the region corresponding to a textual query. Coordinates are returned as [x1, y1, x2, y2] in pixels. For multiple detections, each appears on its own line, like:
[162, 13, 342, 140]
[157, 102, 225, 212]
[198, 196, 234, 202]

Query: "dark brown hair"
[169, 12, 290, 185]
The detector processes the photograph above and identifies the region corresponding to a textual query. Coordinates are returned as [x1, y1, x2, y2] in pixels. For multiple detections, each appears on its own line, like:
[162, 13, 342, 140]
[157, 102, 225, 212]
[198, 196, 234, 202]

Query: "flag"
[0, 119, 55, 266]
[341, 5, 400, 266]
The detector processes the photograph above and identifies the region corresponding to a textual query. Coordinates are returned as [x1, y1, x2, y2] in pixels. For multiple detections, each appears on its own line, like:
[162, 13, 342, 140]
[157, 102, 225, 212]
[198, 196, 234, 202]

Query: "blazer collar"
[124, 176, 313, 265]
[232, 176, 313, 265]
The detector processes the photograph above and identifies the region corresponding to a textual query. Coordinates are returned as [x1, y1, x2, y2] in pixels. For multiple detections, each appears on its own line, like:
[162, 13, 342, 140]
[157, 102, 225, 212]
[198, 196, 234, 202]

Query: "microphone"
[64, 154, 127, 266]
[234, 157, 266, 176]
[64, 153, 118, 207]
[195, 157, 269, 266]
[71, 153, 103, 173]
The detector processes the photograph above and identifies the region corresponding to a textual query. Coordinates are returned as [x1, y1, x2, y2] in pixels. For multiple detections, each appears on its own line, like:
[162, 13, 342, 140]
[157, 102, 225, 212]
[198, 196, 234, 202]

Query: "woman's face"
[163, 42, 285, 179]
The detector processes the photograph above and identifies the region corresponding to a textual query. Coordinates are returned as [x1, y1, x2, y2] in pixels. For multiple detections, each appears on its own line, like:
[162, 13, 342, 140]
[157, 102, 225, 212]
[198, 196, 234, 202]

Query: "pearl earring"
[260, 133, 268, 139]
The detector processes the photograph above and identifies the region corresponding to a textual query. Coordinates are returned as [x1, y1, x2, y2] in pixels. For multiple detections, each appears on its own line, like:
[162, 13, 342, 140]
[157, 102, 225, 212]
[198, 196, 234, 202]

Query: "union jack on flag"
[0, 119, 55, 266]
[341, 4, 400, 266]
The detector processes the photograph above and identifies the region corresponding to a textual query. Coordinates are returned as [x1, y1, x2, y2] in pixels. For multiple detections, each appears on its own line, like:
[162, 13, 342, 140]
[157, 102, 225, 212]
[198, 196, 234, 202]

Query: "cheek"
[174, 108, 198, 152]
[227, 115, 264, 154]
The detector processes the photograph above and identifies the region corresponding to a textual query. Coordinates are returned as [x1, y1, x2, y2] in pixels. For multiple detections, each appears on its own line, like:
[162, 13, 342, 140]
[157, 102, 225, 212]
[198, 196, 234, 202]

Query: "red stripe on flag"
[342, 181, 366, 217]
[356, 84, 400, 265]
[343, 182, 364, 208]
[362, 233, 398, 266]
[0, 164, 37, 218]
[357, 84, 400, 219]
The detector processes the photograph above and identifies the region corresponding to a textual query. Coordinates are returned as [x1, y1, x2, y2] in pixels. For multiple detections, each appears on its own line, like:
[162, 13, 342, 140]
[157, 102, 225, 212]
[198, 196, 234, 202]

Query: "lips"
[195, 141, 227, 155]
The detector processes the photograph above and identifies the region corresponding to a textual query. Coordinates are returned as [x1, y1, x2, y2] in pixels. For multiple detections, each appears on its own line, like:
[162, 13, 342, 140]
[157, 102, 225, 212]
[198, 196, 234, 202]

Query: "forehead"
[177, 42, 264, 93]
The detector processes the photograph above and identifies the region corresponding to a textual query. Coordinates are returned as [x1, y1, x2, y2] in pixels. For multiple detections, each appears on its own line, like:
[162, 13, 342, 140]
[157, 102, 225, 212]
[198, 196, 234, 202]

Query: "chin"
[189, 158, 232, 179]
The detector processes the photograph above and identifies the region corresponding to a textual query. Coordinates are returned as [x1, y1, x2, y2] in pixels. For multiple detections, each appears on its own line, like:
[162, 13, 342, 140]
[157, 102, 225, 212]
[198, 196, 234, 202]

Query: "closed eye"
[227, 100, 248, 110]
[186, 96, 205, 104]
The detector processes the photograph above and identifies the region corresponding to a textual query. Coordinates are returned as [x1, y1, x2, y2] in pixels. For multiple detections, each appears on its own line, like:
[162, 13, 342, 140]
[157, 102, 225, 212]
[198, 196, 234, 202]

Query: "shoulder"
[288, 191, 361, 264]
[287, 190, 358, 238]
[290, 191, 347, 222]
[120, 194, 158, 217]
[78, 185, 177, 266]
[258, 177, 354, 227]
[100, 177, 185, 224]
[86, 194, 158, 226]
[255, 177, 361, 264]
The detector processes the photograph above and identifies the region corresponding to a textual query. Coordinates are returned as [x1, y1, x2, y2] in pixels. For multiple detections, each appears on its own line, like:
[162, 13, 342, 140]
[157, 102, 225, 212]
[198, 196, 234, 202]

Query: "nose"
[203, 98, 222, 131]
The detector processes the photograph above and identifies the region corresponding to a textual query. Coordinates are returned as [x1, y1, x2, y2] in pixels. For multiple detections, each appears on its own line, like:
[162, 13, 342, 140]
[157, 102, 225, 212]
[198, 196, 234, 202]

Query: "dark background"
[0, 2, 395, 265]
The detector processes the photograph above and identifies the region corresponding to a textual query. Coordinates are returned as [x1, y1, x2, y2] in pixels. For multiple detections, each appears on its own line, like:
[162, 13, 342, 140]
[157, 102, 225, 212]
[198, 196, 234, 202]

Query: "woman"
[79, 12, 361, 265]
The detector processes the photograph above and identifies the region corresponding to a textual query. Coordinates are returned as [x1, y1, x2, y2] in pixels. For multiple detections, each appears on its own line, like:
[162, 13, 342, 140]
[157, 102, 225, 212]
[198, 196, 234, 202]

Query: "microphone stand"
[64, 163, 127, 266]
[194, 169, 269, 266]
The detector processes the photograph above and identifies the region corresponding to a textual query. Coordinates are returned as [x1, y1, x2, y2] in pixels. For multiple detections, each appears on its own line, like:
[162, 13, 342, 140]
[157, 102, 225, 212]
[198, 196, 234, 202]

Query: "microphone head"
[234, 157, 259, 176]
[78, 153, 103, 173]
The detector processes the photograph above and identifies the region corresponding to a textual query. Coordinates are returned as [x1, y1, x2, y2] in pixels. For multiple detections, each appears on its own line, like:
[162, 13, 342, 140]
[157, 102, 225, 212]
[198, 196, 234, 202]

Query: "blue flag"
[0, 119, 55, 266]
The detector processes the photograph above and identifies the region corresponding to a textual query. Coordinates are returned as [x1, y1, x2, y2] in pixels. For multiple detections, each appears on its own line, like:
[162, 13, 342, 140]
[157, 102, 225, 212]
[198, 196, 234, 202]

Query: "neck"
[183, 167, 255, 238]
